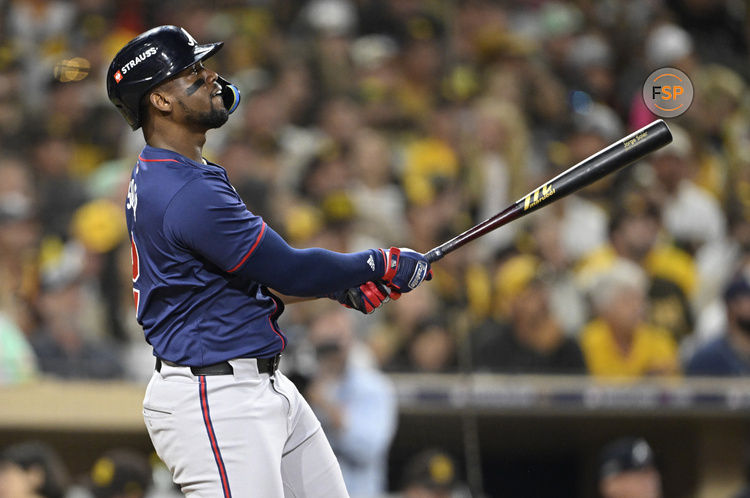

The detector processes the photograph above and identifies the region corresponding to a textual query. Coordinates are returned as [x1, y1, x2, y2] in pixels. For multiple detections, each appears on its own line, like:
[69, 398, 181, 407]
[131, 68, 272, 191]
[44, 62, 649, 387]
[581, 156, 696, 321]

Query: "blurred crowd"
[0, 0, 749, 384]
[5, 435, 750, 498]
[0, 1, 749, 497]
[0, 441, 158, 498]
[0, 439, 474, 498]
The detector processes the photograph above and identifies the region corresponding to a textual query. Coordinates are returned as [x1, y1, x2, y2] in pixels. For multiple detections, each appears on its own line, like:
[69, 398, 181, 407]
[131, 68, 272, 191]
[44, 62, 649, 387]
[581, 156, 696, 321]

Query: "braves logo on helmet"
[182, 28, 197, 46]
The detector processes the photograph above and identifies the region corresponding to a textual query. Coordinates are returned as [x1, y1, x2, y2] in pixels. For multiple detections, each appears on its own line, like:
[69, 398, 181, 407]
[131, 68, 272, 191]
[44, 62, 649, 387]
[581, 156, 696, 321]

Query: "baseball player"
[107, 26, 432, 498]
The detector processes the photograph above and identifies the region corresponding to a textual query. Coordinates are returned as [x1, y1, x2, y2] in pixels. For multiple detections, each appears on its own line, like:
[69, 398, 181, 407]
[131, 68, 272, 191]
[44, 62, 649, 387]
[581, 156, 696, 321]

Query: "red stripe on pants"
[199, 376, 232, 498]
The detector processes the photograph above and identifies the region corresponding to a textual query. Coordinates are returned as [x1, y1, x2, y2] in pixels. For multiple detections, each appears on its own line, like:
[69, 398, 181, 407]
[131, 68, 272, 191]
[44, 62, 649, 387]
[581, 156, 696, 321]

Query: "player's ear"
[149, 90, 172, 113]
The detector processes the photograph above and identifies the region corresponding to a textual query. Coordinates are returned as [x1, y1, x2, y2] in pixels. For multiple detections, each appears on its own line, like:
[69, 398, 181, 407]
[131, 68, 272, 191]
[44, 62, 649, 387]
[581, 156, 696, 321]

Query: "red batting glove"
[330, 281, 391, 314]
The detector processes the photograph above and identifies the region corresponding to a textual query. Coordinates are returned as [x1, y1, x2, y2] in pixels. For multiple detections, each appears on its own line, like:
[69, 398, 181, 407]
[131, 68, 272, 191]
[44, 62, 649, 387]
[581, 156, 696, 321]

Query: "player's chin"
[203, 106, 229, 129]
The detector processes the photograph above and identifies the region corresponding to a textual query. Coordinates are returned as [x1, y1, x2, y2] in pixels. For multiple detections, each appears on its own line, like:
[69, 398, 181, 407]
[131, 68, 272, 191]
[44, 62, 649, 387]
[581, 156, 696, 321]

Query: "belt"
[155, 354, 281, 376]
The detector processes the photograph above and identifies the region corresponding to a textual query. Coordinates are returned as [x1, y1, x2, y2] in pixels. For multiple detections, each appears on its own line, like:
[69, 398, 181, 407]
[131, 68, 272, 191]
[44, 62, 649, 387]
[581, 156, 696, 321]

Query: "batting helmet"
[106, 25, 240, 130]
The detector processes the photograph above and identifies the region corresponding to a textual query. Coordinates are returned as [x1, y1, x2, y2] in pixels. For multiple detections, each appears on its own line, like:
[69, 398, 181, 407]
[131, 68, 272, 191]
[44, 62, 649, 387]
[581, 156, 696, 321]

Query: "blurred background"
[0, 0, 748, 497]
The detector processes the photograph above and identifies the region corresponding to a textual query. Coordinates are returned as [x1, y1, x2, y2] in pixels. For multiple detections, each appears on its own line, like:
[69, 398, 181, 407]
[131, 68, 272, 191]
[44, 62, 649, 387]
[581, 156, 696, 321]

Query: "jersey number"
[131, 233, 141, 316]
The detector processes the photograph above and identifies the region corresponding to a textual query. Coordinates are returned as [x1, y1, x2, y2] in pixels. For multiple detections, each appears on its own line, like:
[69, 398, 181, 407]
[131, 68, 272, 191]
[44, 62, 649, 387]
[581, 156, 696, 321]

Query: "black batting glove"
[329, 281, 391, 314]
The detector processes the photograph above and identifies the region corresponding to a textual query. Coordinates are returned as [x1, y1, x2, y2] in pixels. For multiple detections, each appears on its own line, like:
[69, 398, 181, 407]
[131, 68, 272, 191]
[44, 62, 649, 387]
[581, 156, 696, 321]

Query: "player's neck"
[145, 125, 207, 163]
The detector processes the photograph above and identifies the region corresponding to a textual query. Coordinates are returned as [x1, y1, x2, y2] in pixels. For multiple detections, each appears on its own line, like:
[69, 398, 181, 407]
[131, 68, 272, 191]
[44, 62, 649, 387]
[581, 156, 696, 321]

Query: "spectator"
[0, 158, 40, 333]
[465, 98, 529, 256]
[6, 0, 77, 109]
[391, 13, 445, 126]
[565, 33, 616, 107]
[686, 270, 750, 376]
[629, 23, 697, 130]
[577, 193, 696, 340]
[348, 128, 407, 245]
[316, 96, 363, 150]
[387, 317, 458, 374]
[87, 449, 153, 498]
[29, 133, 88, 239]
[581, 259, 679, 378]
[69, 198, 130, 344]
[216, 138, 276, 221]
[686, 65, 746, 200]
[546, 125, 613, 264]
[597, 437, 662, 498]
[0, 312, 38, 384]
[647, 124, 727, 257]
[305, 307, 397, 498]
[0, 441, 69, 498]
[470, 255, 586, 374]
[692, 206, 750, 345]
[398, 448, 468, 498]
[30, 242, 123, 380]
[527, 214, 588, 336]
[664, 0, 749, 79]
[369, 283, 440, 369]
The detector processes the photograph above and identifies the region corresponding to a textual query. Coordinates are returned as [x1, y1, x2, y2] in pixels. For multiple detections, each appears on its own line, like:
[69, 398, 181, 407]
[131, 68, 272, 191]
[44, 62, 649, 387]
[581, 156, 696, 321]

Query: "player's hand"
[380, 247, 432, 295]
[329, 281, 391, 314]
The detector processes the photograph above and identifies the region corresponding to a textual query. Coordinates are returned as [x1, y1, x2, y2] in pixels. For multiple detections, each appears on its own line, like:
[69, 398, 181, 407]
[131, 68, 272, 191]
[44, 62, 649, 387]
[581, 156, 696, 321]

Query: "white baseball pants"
[143, 358, 350, 497]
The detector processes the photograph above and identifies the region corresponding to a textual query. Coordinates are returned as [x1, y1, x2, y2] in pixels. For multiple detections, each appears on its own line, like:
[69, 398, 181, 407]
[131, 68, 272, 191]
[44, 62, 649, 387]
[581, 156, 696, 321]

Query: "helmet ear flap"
[217, 76, 240, 114]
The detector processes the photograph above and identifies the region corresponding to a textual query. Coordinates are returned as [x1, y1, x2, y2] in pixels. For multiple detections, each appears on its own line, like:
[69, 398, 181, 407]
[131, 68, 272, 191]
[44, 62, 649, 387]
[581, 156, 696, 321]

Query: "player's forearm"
[237, 226, 385, 297]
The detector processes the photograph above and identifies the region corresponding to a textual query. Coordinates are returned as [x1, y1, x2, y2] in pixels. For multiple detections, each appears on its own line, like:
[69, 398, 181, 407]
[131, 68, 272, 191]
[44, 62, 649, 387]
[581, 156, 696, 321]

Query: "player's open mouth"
[211, 90, 222, 98]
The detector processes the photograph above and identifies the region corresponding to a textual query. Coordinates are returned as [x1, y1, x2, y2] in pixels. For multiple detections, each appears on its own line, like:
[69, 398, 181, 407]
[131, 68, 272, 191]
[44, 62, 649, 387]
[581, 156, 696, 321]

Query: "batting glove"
[330, 281, 391, 314]
[380, 247, 432, 296]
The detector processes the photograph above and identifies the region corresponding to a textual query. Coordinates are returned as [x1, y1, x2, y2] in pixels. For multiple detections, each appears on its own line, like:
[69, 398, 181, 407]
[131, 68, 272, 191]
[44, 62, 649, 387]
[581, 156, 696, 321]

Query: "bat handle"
[424, 247, 444, 263]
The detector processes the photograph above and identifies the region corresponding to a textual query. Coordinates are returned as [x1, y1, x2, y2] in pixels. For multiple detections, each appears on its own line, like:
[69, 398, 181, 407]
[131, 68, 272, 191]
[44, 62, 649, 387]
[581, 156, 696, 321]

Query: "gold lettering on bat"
[523, 183, 556, 211]
[524, 189, 536, 209]
[623, 131, 648, 149]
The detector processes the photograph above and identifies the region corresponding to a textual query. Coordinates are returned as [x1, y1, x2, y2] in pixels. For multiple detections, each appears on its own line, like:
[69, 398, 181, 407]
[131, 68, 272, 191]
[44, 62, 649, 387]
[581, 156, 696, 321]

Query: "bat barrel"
[542, 119, 671, 202]
[424, 120, 672, 263]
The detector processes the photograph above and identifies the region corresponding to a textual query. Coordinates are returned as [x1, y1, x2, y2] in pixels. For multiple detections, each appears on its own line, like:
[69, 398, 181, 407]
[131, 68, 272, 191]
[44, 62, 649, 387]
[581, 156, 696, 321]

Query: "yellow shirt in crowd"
[577, 245, 697, 300]
[581, 318, 680, 377]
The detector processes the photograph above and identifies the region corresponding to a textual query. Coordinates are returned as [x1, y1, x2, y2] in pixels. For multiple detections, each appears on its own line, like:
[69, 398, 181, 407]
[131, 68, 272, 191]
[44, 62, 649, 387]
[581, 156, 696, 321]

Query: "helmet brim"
[193, 42, 223, 64]
[143, 42, 224, 97]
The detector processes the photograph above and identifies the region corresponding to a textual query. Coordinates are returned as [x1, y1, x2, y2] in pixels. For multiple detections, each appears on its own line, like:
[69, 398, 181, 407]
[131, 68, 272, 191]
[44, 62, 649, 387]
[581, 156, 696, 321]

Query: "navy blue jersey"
[126, 146, 386, 366]
[126, 146, 284, 365]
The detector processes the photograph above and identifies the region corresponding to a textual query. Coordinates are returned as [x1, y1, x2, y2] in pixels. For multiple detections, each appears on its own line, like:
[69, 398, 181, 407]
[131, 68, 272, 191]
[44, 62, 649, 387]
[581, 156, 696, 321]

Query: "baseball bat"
[423, 119, 672, 263]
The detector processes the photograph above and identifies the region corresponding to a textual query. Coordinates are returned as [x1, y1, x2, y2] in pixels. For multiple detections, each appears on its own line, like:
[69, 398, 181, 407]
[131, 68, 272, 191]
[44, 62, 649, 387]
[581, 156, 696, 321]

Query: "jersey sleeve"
[235, 225, 385, 297]
[163, 175, 267, 272]
[163, 174, 387, 297]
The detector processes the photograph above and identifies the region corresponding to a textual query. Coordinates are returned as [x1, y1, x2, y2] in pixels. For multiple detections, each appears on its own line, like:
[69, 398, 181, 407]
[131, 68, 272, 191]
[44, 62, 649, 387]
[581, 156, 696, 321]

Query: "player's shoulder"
[138, 145, 216, 173]
[136, 146, 228, 191]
